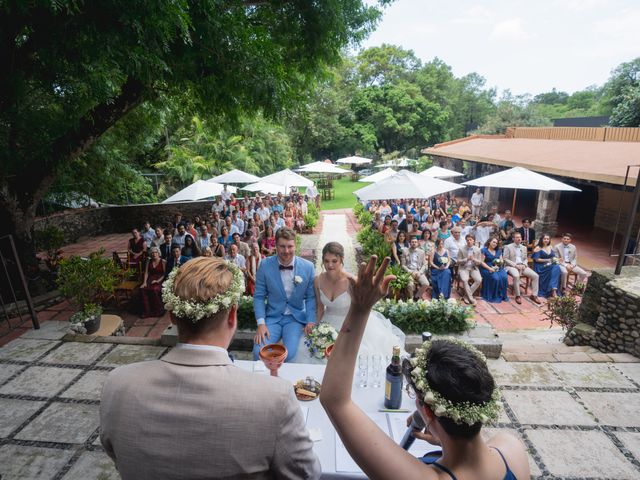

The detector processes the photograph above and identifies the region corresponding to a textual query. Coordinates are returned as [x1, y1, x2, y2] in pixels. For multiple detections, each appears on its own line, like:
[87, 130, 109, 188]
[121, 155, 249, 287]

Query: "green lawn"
[319, 176, 370, 210]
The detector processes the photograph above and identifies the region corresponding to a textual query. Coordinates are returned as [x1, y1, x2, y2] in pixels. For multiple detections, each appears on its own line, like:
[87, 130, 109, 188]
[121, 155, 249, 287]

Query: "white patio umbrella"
[359, 167, 398, 183]
[257, 168, 314, 194]
[162, 180, 237, 203]
[296, 161, 351, 175]
[336, 155, 372, 165]
[375, 158, 415, 168]
[463, 166, 581, 214]
[353, 170, 463, 201]
[419, 166, 465, 178]
[243, 181, 288, 195]
[207, 168, 261, 184]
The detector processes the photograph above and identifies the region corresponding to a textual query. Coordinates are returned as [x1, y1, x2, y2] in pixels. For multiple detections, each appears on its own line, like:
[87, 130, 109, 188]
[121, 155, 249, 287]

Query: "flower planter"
[84, 314, 101, 335]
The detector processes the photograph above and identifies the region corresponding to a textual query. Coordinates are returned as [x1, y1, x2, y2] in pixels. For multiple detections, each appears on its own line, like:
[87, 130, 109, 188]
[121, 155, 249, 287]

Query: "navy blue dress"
[431, 251, 452, 299]
[532, 249, 562, 297]
[480, 247, 509, 303]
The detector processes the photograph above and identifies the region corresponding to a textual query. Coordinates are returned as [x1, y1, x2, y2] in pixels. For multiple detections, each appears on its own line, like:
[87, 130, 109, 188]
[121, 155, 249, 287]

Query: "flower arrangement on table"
[305, 322, 338, 359]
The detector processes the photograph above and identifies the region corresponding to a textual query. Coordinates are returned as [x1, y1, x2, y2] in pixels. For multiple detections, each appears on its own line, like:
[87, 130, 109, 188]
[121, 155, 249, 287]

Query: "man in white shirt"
[444, 227, 466, 262]
[470, 188, 483, 217]
[231, 211, 245, 236]
[172, 224, 190, 248]
[473, 216, 496, 247]
[456, 234, 482, 305]
[257, 202, 271, 221]
[197, 225, 211, 250]
[225, 244, 246, 272]
[141, 221, 155, 248]
[554, 233, 588, 292]
[220, 185, 232, 203]
[392, 208, 405, 224]
[272, 211, 285, 232]
[503, 231, 541, 304]
[305, 182, 319, 208]
[401, 238, 429, 300]
[224, 216, 240, 236]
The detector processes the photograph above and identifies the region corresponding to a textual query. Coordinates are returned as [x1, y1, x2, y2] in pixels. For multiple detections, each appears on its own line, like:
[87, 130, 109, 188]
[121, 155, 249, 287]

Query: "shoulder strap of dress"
[491, 447, 517, 479]
[430, 461, 458, 480]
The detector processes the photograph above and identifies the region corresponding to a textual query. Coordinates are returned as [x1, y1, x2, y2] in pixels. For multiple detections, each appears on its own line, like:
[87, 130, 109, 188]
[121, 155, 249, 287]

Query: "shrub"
[387, 264, 410, 294]
[304, 203, 320, 229]
[374, 297, 473, 334]
[544, 295, 580, 331]
[237, 295, 256, 330]
[353, 202, 364, 218]
[357, 226, 391, 265]
[34, 226, 65, 271]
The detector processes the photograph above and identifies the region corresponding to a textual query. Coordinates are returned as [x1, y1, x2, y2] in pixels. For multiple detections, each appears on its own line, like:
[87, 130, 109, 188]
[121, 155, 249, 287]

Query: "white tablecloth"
[235, 360, 438, 479]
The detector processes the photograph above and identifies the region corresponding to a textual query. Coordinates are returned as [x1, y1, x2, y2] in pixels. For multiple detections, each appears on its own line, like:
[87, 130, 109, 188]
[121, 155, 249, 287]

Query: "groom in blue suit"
[253, 227, 317, 362]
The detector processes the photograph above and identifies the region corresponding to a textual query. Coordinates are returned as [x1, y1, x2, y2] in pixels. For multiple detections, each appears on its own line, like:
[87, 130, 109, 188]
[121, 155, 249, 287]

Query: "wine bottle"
[384, 345, 403, 409]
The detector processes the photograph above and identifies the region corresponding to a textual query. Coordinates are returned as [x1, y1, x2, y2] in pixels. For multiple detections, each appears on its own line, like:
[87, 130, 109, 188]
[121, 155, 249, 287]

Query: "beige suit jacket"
[456, 245, 482, 270]
[100, 347, 321, 480]
[553, 242, 578, 266]
[503, 243, 529, 267]
[401, 247, 427, 275]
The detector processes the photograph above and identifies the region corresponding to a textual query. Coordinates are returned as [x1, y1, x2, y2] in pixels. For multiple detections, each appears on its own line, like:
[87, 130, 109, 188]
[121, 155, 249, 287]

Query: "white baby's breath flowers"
[162, 262, 245, 323]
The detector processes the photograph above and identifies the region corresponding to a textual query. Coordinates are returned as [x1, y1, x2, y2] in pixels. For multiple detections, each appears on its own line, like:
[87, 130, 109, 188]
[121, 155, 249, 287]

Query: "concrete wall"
[593, 186, 640, 235]
[34, 200, 213, 245]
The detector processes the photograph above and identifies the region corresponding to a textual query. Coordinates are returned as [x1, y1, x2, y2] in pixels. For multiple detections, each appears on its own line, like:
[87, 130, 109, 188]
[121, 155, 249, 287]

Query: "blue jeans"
[252, 314, 304, 363]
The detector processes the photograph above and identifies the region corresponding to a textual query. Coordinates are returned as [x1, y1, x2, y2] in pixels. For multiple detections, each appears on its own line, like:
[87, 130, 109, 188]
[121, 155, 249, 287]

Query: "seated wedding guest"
[166, 244, 188, 273]
[231, 210, 245, 235]
[202, 246, 213, 257]
[272, 211, 285, 232]
[218, 226, 233, 248]
[246, 242, 264, 296]
[320, 257, 529, 480]
[197, 224, 211, 250]
[490, 206, 502, 225]
[444, 226, 465, 262]
[416, 207, 429, 226]
[159, 231, 173, 260]
[231, 232, 250, 259]
[127, 228, 146, 268]
[384, 219, 400, 245]
[458, 218, 474, 238]
[554, 233, 588, 292]
[474, 216, 496, 247]
[379, 215, 392, 234]
[451, 207, 461, 225]
[391, 231, 409, 266]
[224, 215, 240, 236]
[141, 221, 155, 248]
[533, 234, 562, 298]
[185, 220, 198, 239]
[402, 237, 429, 300]
[436, 220, 451, 240]
[181, 235, 201, 260]
[517, 218, 536, 251]
[260, 225, 276, 256]
[504, 232, 541, 305]
[140, 247, 166, 318]
[459, 200, 471, 216]
[407, 220, 422, 239]
[172, 224, 190, 248]
[457, 234, 482, 305]
[172, 212, 184, 230]
[295, 210, 306, 232]
[480, 236, 509, 303]
[378, 200, 392, 218]
[430, 238, 452, 299]
[283, 202, 295, 229]
[225, 244, 247, 274]
[420, 229, 436, 258]
[210, 237, 225, 258]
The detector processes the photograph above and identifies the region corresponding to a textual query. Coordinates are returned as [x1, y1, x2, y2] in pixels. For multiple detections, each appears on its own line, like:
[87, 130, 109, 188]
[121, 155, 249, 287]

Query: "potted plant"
[387, 264, 411, 300]
[57, 249, 121, 334]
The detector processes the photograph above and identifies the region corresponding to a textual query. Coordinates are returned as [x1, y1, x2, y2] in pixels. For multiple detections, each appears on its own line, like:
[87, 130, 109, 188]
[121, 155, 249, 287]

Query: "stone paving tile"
[0, 366, 81, 397]
[60, 370, 111, 401]
[488, 360, 562, 386]
[0, 398, 46, 437]
[0, 363, 25, 385]
[16, 402, 99, 444]
[615, 363, 640, 385]
[526, 428, 639, 479]
[616, 432, 640, 463]
[608, 353, 640, 363]
[578, 392, 640, 427]
[40, 342, 111, 365]
[503, 390, 596, 426]
[482, 427, 541, 477]
[21, 321, 70, 341]
[0, 339, 60, 362]
[550, 362, 635, 388]
[0, 444, 74, 480]
[97, 344, 165, 367]
[61, 450, 119, 480]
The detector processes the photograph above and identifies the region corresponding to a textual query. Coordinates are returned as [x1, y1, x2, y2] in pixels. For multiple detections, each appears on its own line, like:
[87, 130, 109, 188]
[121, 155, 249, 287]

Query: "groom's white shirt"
[256, 257, 296, 324]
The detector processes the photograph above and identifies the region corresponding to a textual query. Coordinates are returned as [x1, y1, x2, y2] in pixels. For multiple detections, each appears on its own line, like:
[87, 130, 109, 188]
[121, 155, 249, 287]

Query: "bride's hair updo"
[322, 242, 344, 263]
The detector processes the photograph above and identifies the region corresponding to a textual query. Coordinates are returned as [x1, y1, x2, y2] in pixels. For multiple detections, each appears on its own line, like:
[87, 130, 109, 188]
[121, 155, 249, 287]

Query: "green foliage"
[353, 202, 365, 218]
[237, 296, 256, 330]
[357, 225, 391, 265]
[387, 264, 410, 292]
[69, 304, 103, 324]
[295, 234, 302, 256]
[354, 204, 373, 226]
[610, 85, 640, 127]
[572, 282, 587, 296]
[34, 227, 65, 259]
[304, 203, 320, 230]
[373, 297, 473, 334]
[475, 91, 551, 134]
[544, 294, 580, 331]
[57, 250, 121, 310]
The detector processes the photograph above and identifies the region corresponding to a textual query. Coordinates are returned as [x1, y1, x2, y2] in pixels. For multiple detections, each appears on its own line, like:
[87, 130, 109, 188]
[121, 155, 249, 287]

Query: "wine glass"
[370, 354, 383, 388]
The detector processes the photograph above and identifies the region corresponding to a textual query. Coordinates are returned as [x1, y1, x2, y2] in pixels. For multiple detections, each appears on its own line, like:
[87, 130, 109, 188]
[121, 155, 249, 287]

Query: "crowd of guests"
[127, 191, 313, 318]
[365, 194, 589, 305]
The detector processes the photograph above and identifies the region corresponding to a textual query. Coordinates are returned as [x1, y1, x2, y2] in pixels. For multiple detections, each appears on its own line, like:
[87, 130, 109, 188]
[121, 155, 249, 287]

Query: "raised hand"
[348, 256, 395, 313]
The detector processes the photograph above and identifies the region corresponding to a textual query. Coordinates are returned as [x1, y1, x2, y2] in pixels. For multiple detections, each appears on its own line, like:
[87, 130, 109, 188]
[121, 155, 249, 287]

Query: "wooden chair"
[508, 275, 530, 296]
[112, 251, 142, 307]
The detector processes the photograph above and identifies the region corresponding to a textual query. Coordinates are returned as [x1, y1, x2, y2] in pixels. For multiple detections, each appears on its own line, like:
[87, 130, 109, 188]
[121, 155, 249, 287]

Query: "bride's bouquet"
[305, 322, 338, 359]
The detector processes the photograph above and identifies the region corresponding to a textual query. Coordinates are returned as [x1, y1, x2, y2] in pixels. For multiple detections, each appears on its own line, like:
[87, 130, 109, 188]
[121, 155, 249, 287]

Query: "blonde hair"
[172, 257, 234, 305]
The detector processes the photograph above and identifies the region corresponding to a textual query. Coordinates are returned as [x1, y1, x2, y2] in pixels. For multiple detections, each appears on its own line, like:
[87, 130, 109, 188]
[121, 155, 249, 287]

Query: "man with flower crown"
[252, 227, 317, 362]
[100, 257, 320, 479]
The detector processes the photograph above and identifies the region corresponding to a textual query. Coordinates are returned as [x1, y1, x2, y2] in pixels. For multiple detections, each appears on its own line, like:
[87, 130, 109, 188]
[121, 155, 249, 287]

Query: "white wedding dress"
[292, 289, 407, 364]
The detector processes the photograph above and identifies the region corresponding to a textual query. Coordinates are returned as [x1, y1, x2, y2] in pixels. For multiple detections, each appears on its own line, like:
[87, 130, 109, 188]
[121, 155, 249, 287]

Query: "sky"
[360, 0, 640, 96]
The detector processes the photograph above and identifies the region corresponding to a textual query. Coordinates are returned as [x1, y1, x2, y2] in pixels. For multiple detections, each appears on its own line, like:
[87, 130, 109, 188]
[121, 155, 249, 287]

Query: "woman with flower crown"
[320, 255, 530, 480]
[292, 242, 406, 364]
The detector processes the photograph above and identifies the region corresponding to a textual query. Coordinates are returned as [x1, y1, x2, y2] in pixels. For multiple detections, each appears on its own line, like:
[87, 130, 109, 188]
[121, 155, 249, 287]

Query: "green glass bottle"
[384, 345, 402, 409]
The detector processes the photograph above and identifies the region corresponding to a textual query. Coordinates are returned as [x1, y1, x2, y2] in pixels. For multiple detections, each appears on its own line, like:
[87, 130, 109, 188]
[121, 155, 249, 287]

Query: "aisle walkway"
[314, 213, 358, 274]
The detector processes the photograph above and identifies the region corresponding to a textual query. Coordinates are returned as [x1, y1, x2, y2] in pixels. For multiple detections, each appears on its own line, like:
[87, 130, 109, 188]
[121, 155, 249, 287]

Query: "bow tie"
[279, 265, 293, 270]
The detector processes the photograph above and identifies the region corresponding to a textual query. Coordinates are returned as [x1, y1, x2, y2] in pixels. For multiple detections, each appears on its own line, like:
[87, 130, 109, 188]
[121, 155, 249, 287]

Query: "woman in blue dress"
[480, 236, 509, 303]
[429, 238, 452, 299]
[532, 234, 562, 298]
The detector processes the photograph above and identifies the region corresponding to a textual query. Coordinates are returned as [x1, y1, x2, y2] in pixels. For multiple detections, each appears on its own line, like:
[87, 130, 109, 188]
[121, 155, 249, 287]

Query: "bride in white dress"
[292, 242, 406, 364]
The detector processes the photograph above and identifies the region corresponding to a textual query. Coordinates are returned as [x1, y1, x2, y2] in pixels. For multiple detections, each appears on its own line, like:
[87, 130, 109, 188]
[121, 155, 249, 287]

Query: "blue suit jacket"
[253, 256, 317, 325]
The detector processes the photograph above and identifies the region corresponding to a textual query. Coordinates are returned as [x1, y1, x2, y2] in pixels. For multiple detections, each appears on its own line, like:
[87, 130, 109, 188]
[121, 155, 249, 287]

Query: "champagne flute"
[357, 354, 369, 388]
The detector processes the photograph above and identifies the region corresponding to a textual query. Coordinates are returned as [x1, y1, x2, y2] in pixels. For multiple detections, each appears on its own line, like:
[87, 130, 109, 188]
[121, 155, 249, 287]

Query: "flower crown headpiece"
[162, 262, 245, 323]
[409, 338, 501, 426]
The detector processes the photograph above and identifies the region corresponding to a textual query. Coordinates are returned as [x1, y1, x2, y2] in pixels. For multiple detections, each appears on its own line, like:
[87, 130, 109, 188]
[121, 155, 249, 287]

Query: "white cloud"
[452, 5, 493, 25]
[490, 18, 531, 41]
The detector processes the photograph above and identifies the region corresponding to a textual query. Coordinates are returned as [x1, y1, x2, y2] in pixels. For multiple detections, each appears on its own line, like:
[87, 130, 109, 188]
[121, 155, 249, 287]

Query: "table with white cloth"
[236, 360, 439, 479]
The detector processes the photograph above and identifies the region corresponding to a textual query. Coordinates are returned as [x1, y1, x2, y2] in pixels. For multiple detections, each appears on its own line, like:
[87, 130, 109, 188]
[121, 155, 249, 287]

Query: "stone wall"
[593, 186, 640, 235]
[34, 200, 214, 245]
[566, 266, 640, 357]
